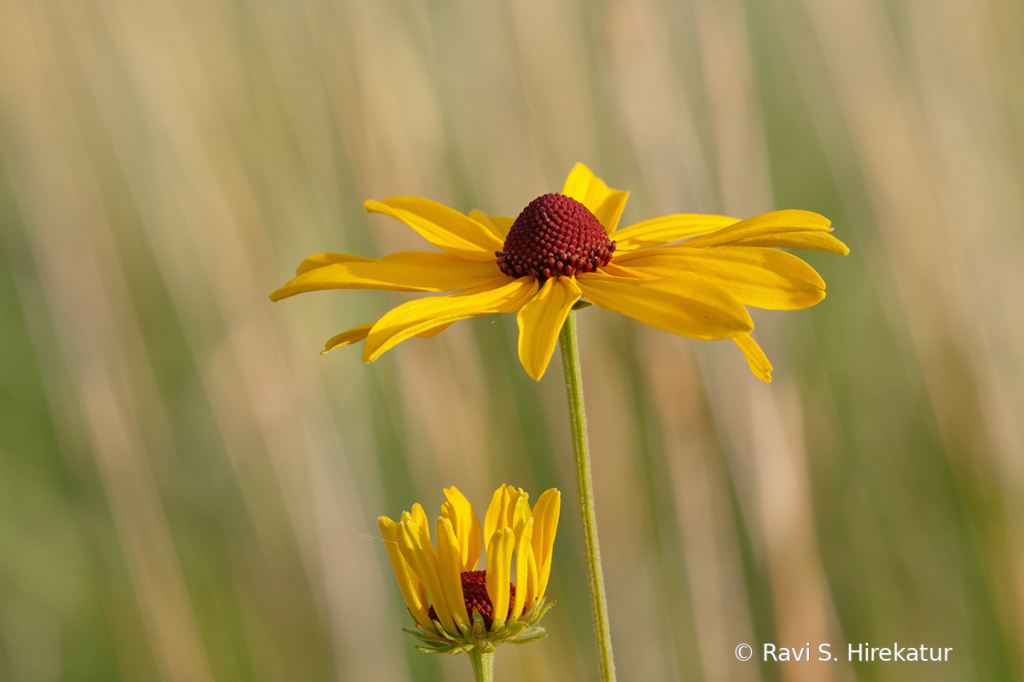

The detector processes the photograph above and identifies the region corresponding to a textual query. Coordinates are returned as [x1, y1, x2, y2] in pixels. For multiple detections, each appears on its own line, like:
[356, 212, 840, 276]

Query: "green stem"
[469, 648, 494, 682]
[558, 309, 617, 682]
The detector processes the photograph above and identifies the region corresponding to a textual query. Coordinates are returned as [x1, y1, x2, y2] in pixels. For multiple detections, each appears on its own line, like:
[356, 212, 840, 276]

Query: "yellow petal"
[443, 487, 483, 572]
[525, 545, 539, 608]
[576, 271, 753, 340]
[561, 163, 630, 233]
[728, 231, 850, 255]
[597, 262, 648, 279]
[682, 209, 833, 249]
[516, 277, 582, 381]
[485, 528, 515, 629]
[612, 246, 826, 310]
[469, 210, 514, 240]
[613, 214, 740, 252]
[484, 485, 510, 545]
[365, 197, 504, 261]
[512, 495, 530, 533]
[509, 488, 529, 525]
[416, 322, 452, 338]
[322, 322, 374, 354]
[378, 516, 434, 633]
[411, 503, 430, 542]
[296, 252, 371, 276]
[271, 251, 499, 301]
[486, 485, 530, 540]
[530, 489, 560, 600]
[489, 216, 514, 237]
[363, 277, 539, 363]
[734, 334, 773, 383]
[440, 503, 462, 565]
[397, 520, 457, 635]
[511, 517, 534, 620]
[436, 518, 469, 628]
[325, 317, 451, 350]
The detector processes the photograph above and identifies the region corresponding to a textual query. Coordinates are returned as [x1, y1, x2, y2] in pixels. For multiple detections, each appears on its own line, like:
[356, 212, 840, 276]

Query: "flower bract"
[378, 485, 560, 654]
[271, 164, 849, 381]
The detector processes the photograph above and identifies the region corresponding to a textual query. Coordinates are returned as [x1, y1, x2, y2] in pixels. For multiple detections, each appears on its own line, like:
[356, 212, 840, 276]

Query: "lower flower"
[378, 485, 559, 654]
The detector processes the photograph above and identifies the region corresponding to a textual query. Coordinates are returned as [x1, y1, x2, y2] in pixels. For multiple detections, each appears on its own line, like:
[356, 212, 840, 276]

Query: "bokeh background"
[2, 0, 1023, 680]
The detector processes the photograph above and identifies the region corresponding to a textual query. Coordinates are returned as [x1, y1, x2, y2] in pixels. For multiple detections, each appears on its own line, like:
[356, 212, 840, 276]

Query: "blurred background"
[1, 0, 1023, 680]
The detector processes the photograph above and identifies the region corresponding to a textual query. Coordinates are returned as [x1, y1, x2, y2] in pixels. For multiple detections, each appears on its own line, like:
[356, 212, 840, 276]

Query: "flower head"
[378, 485, 559, 654]
[272, 164, 849, 381]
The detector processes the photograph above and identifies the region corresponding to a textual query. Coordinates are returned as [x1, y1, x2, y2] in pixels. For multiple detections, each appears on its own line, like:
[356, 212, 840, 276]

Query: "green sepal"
[506, 626, 547, 645]
[431, 619, 455, 641]
[403, 627, 443, 644]
[471, 609, 488, 640]
[533, 600, 555, 624]
[401, 598, 555, 655]
[414, 641, 458, 654]
[504, 620, 528, 637]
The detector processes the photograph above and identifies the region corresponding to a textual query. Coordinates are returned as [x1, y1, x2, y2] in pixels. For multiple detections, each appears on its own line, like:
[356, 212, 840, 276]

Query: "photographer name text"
[760, 643, 952, 662]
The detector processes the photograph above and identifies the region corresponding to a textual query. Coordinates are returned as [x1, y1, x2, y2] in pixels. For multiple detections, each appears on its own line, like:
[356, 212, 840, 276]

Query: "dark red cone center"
[496, 193, 615, 282]
[427, 570, 516, 629]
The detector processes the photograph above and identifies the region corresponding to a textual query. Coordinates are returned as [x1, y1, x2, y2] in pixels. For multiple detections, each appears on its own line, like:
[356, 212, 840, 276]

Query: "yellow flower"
[272, 164, 848, 381]
[378, 485, 560, 653]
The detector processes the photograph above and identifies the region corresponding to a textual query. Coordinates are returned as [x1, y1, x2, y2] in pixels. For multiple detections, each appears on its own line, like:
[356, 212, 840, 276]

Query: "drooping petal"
[322, 322, 374, 354]
[681, 209, 834, 249]
[727, 231, 850, 255]
[734, 334, 773, 383]
[416, 322, 452, 338]
[271, 251, 500, 301]
[469, 210, 514, 240]
[378, 516, 434, 633]
[576, 271, 753, 340]
[362, 277, 539, 362]
[510, 517, 534, 620]
[612, 214, 740, 252]
[561, 163, 630, 233]
[443, 487, 483, 572]
[436, 518, 470, 628]
[516, 277, 582, 381]
[323, 320, 455, 353]
[365, 197, 504, 261]
[485, 528, 515, 629]
[296, 252, 371, 276]
[397, 519, 457, 635]
[530, 489, 560, 600]
[612, 246, 827, 310]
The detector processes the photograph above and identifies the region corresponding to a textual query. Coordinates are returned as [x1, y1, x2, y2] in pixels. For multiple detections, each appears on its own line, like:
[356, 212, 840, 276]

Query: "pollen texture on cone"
[496, 193, 615, 281]
[427, 570, 516, 629]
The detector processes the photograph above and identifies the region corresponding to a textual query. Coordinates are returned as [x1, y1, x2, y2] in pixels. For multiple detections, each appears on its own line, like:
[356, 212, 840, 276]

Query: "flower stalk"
[558, 308, 617, 682]
[469, 648, 495, 682]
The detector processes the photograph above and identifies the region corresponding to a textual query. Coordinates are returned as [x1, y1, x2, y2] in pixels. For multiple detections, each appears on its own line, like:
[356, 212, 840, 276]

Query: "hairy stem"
[558, 309, 617, 682]
[469, 648, 494, 682]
